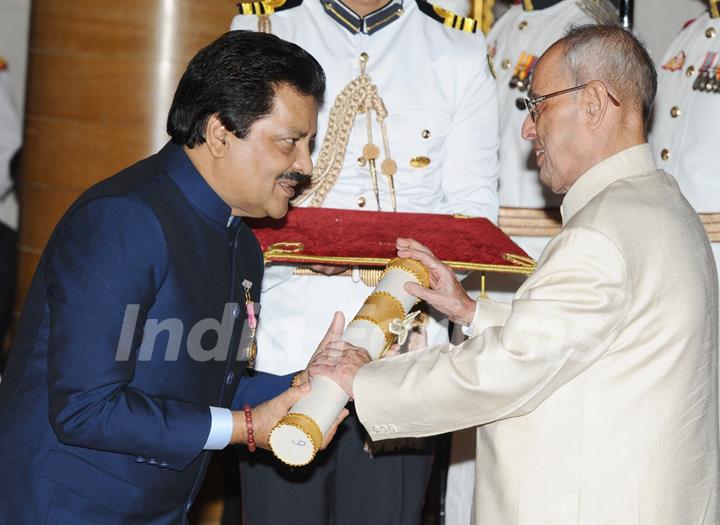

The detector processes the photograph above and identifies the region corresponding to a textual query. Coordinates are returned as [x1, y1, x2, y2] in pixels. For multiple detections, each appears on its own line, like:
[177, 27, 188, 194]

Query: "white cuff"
[203, 406, 233, 450]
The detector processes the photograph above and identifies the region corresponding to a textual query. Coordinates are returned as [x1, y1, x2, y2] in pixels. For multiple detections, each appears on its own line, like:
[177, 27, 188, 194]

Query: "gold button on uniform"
[421, 129, 431, 139]
[518, 21, 528, 30]
[410, 156, 431, 168]
[359, 52, 368, 63]
[686, 65, 695, 77]
[660, 149, 670, 161]
[357, 156, 366, 167]
[706, 27, 717, 39]
[357, 196, 366, 208]
[670, 106, 681, 118]
[501, 58, 512, 70]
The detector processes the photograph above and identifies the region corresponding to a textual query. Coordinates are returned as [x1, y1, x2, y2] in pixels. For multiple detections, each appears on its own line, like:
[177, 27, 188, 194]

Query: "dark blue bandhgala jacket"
[0, 143, 292, 524]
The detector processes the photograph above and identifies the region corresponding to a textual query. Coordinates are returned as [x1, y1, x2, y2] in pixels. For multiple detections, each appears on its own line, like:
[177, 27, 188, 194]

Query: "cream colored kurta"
[354, 145, 719, 524]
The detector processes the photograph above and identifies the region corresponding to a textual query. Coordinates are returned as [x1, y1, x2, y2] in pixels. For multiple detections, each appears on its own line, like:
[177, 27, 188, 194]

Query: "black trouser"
[238, 406, 435, 525]
[0, 222, 16, 362]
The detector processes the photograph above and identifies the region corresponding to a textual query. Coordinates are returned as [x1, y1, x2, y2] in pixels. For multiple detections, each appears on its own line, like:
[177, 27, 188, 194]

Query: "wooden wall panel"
[16, 0, 235, 312]
[23, 116, 150, 188]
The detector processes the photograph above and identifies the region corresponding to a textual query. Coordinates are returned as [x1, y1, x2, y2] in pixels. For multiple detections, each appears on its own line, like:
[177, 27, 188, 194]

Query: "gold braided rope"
[293, 55, 397, 209]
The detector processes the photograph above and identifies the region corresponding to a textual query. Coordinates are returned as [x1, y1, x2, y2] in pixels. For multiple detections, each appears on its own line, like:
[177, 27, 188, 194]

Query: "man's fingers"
[404, 281, 443, 303]
[396, 237, 432, 255]
[317, 311, 346, 349]
[321, 408, 350, 449]
[276, 382, 310, 409]
[404, 281, 424, 298]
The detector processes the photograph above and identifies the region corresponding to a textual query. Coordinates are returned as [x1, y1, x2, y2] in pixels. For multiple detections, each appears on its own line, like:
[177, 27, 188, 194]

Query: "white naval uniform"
[444, 4, 598, 524]
[231, 0, 498, 376]
[489, 0, 594, 213]
[0, 63, 20, 384]
[232, 3, 498, 524]
[0, 66, 20, 232]
[650, 9, 720, 418]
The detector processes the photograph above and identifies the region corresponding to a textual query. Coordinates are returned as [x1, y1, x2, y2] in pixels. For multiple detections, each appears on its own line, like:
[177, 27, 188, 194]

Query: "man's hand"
[293, 311, 347, 387]
[231, 384, 349, 450]
[308, 264, 349, 276]
[396, 237, 476, 326]
[308, 341, 372, 399]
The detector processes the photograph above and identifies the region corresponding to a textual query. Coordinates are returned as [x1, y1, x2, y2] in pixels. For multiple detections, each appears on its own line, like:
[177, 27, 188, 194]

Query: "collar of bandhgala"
[521, 0, 566, 11]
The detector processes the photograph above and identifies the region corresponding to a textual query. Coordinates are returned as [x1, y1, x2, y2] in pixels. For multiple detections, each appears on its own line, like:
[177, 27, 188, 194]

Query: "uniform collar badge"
[322, 0, 404, 34]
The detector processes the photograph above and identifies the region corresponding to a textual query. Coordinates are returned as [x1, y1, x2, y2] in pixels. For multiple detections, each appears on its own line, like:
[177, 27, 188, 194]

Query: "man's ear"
[584, 81, 609, 130]
[205, 114, 230, 158]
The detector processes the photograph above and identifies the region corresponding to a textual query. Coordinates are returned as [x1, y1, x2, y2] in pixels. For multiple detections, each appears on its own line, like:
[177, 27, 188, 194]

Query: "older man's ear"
[583, 81, 610, 130]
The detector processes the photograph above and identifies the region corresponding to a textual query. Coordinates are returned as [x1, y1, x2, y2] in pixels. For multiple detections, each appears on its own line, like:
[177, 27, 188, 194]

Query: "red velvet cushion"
[248, 208, 534, 274]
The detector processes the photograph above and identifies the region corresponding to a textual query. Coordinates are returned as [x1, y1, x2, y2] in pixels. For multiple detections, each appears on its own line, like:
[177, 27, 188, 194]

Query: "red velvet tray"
[248, 207, 535, 274]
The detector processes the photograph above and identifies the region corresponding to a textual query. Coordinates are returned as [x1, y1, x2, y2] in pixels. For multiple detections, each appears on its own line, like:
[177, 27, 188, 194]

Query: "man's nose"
[521, 114, 536, 142]
[294, 143, 313, 175]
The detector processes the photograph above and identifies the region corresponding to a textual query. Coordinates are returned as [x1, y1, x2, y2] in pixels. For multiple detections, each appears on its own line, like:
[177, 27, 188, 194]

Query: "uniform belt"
[498, 207, 720, 243]
[701, 212, 720, 243]
[497, 207, 562, 237]
[293, 266, 383, 286]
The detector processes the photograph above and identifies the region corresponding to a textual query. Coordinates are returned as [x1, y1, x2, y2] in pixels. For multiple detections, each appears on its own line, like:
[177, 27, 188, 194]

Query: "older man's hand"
[308, 340, 372, 399]
[396, 237, 476, 326]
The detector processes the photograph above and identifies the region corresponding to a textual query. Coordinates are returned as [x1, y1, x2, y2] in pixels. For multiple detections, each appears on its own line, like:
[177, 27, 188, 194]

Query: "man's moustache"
[277, 172, 312, 185]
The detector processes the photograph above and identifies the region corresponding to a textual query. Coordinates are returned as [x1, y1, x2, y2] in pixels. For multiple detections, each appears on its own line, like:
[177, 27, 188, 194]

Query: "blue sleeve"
[45, 196, 211, 471]
[231, 371, 296, 409]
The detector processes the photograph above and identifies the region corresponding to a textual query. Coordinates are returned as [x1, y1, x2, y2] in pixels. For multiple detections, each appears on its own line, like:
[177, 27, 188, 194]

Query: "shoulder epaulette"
[415, 0, 478, 33]
[236, 0, 302, 16]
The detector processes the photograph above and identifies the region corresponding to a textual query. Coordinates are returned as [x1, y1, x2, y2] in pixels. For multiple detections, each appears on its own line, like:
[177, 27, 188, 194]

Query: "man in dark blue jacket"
[0, 30, 343, 524]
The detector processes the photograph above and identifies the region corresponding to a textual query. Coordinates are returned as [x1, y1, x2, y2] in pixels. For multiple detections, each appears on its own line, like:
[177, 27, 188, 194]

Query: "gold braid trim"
[382, 257, 431, 288]
[368, 291, 407, 317]
[292, 56, 395, 209]
[349, 317, 396, 349]
[293, 267, 384, 286]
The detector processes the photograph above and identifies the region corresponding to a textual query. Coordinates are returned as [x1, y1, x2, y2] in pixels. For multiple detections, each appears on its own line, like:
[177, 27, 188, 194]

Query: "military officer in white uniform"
[443, 3, 616, 524]
[0, 57, 21, 351]
[230, 2, 498, 523]
[650, 0, 720, 415]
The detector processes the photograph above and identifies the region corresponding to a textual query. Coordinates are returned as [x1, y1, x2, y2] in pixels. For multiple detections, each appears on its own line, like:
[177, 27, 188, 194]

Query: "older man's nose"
[521, 114, 536, 142]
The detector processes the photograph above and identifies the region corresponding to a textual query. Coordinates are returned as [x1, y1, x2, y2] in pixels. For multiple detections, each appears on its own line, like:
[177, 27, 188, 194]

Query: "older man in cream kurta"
[310, 25, 719, 524]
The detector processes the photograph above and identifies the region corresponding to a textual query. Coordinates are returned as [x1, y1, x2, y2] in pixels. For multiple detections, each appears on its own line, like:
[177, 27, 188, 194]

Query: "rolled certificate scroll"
[268, 257, 430, 466]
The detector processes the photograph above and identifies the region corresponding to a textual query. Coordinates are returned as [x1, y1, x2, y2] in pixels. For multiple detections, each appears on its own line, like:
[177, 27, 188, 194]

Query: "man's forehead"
[530, 48, 564, 94]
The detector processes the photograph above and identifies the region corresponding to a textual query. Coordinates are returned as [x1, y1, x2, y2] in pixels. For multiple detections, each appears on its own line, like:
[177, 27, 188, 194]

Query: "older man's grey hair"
[559, 25, 657, 126]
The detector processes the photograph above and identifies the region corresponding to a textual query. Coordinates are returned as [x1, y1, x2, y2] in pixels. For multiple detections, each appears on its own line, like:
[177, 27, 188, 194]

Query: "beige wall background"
[635, 0, 707, 60]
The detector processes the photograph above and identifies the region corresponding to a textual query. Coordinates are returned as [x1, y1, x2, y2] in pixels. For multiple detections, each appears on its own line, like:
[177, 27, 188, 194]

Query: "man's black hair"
[167, 30, 325, 147]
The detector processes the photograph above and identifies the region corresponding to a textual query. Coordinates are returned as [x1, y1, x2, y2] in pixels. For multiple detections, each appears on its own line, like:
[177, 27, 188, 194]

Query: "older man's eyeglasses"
[517, 81, 620, 122]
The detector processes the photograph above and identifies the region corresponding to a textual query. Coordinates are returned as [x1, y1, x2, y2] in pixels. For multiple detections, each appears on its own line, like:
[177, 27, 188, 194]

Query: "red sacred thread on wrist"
[243, 404, 256, 452]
